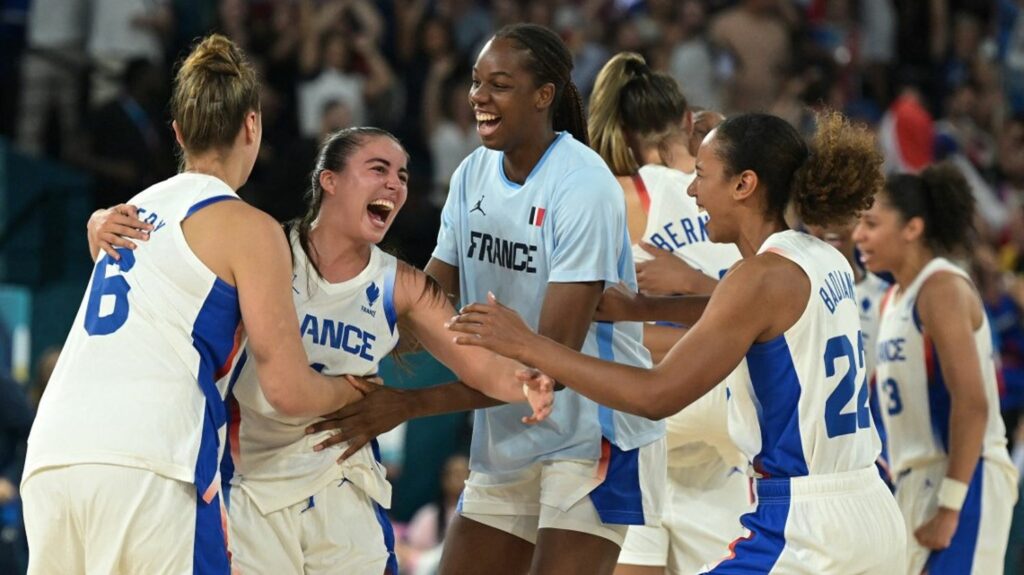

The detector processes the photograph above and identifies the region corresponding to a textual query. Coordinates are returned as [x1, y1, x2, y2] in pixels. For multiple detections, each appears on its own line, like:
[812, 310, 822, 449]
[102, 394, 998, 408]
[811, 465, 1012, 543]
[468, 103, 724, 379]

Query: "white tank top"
[631, 164, 741, 279]
[874, 257, 1012, 474]
[728, 230, 880, 478]
[226, 230, 401, 514]
[24, 173, 243, 502]
[629, 164, 744, 469]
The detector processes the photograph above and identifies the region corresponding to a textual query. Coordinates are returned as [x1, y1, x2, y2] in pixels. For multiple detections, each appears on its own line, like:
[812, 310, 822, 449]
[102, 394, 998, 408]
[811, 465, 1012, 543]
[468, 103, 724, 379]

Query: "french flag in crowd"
[528, 206, 546, 227]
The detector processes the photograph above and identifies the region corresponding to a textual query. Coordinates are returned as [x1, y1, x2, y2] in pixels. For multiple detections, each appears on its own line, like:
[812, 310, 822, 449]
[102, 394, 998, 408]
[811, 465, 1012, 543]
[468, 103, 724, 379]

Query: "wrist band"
[937, 477, 969, 511]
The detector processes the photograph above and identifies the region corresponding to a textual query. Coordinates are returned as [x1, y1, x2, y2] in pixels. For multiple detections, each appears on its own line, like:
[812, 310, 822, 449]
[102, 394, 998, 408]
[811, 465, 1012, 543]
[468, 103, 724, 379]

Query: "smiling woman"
[854, 165, 1018, 574]
[84, 125, 553, 575]
[448, 111, 912, 573]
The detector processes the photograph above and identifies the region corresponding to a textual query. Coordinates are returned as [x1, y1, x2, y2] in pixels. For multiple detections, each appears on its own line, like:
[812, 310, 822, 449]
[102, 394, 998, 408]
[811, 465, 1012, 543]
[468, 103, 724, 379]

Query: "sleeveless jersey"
[857, 272, 891, 379]
[433, 132, 663, 474]
[727, 230, 880, 478]
[227, 231, 401, 514]
[631, 164, 741, 281]
[628, 164, 743, 467]
[874, 257, 1011, 474]
[24, 173, 243, 501]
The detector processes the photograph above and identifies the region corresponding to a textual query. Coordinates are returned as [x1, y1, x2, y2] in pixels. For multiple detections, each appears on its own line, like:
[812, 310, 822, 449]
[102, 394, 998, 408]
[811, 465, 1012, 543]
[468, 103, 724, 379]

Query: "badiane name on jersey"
[467, 230, 538, 273]
[819, 269, 856, 314]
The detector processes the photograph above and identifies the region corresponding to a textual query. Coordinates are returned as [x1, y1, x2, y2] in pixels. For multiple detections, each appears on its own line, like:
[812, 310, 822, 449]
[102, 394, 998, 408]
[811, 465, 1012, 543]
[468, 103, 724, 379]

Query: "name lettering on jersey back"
[467, 231, 538, 273]
[819, 270, 856, 314]
[648, 215, 711, 252]
[877, 337, 907, 363]
[300, 314, 376, 361]
[136, 207, 167, 233]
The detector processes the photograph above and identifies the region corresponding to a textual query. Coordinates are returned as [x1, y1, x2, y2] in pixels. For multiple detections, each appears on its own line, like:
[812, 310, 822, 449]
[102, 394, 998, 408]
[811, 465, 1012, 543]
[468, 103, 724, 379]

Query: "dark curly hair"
[883, 162, 975, 253]
[713, 111, 882, 227]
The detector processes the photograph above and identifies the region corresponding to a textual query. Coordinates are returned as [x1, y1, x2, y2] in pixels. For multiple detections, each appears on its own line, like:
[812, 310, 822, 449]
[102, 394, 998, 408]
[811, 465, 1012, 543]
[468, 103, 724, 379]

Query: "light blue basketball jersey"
[433, 132, 664, 474]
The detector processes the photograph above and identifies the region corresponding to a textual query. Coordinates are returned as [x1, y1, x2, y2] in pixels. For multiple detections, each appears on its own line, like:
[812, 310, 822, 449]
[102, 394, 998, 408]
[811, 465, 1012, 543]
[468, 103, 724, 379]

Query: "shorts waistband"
[755, 467, 881, 501]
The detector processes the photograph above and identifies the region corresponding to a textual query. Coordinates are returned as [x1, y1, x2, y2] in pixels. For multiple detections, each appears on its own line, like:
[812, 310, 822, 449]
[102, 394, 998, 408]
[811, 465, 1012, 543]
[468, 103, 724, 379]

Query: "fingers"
[339, 439, 369, 462]
[344, 374, 378, 394]
[112, 204, 151, 228]
[446, 314, 489, 336]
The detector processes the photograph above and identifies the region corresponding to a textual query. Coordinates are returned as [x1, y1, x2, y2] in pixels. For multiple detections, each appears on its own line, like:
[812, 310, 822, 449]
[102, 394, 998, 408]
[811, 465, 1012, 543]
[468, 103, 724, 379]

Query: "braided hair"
[493, 24, 588, 145]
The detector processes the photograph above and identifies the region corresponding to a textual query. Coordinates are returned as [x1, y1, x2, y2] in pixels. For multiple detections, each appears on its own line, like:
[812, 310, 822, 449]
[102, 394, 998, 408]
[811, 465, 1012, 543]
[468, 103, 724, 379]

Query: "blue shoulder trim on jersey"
[912, 298, 925, 334]
[186, 195, 240, 219]
[382, 264, 398, 335]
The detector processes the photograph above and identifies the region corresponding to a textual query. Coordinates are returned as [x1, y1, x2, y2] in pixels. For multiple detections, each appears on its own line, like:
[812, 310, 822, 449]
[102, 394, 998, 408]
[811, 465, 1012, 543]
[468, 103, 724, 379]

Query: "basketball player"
[19, 35, 368, 574]
[448, 111, 908, 573]
[806, 220, 894, 487]
[587, 52, 747, 575]
[88, 127, 554, 574]
[854, 164, 1018, 574]
[304, 25, 667, 575]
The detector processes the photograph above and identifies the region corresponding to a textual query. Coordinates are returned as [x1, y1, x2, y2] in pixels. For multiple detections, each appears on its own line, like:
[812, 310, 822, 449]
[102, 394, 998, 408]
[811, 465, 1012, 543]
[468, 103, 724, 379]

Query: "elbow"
[261, 379, 307, 418]
[638, 383, 684, 421]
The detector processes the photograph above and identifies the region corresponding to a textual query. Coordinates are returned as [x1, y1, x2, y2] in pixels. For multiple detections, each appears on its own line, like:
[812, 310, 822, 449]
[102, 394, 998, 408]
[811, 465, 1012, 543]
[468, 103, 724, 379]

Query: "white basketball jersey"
[874, 257, 1011, 474]
[727, 230, 880, 478]
[226, 231, 401, 514]
[630, 164, 743, 467]
[631, 164, 741, 280]
[24, 173, 243, 501]
[857, 272, 891, 379]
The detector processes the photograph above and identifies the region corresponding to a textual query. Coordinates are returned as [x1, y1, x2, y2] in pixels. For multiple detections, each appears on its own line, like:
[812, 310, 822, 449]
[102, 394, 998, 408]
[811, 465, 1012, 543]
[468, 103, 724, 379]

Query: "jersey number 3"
[823, 331, 871, 438]
[84, 249, 136, 335]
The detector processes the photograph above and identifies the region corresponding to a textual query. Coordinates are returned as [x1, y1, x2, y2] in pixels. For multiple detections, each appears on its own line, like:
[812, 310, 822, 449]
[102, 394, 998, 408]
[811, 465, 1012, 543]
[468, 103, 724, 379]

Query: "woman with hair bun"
[20, 34, 371, 574]
[588, 52, 747, 575]
[448, 110, 908, 573]
[855, 163, 1018, 574]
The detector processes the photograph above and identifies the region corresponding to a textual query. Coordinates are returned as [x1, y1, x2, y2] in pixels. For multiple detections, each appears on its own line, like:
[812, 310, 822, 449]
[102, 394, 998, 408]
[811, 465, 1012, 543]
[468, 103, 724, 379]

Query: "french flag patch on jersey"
[528, 206, 546, 227]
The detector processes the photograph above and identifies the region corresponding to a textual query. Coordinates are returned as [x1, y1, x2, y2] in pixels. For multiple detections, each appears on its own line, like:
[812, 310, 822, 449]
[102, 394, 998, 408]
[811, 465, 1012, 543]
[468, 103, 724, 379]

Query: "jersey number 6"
[84, 249, 137, 336]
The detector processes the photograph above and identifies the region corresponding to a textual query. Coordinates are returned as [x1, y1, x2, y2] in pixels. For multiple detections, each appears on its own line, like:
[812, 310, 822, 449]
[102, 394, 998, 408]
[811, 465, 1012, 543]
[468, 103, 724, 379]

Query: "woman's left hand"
[519, 368, 555, 424]
[446, 292, 535, 361]
[914, 508, 960, 550]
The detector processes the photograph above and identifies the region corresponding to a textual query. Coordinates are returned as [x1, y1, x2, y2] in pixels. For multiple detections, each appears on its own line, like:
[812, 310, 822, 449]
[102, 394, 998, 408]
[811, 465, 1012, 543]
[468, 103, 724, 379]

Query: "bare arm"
[913, 272, 989, 548]
[596, 285, 710, 325]
[451, 257, 790, 419]
[187, 202, 362, 417]
[396, 262, 548, 411]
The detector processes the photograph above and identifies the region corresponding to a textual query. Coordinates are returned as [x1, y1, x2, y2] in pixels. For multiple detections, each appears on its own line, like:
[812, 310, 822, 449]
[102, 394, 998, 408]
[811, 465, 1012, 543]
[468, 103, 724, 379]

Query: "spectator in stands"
[298, 9, 394, 137]
[79, 59, 174, 210]
[87, 0, 172, 106]
[15, 0, 88, 160]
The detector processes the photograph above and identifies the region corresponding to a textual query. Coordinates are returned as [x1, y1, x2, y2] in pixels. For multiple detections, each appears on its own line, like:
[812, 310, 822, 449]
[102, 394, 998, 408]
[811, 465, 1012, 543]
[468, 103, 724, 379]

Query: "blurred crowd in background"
[4, 0, 1024, 573]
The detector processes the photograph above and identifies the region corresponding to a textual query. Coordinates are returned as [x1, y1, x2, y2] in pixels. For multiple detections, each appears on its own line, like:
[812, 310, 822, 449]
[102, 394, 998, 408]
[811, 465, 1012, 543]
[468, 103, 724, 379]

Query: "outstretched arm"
[450, 257, 788, 419]
[395, 262, 553, 420]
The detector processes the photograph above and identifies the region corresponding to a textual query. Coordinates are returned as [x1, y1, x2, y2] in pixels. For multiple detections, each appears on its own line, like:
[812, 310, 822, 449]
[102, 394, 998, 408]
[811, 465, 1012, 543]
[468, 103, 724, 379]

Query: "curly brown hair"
[713, 111, 881, 227]
[791, 110, 882, 227]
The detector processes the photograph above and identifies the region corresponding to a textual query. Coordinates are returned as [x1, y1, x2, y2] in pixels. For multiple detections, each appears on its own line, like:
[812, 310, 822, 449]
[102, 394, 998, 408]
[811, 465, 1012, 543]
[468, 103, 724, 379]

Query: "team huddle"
[18, 23, 1018, 575]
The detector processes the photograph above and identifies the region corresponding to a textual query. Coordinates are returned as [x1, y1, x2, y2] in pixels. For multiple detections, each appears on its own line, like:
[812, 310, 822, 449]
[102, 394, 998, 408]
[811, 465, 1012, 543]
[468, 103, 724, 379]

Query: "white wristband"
[937, 478, 969, 511]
